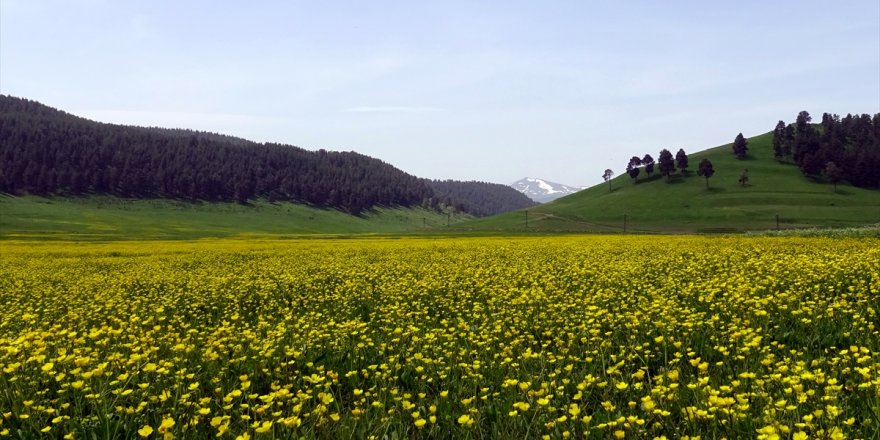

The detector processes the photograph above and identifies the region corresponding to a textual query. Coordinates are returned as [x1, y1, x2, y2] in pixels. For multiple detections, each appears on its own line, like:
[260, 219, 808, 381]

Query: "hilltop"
[459, 130, 880, 233]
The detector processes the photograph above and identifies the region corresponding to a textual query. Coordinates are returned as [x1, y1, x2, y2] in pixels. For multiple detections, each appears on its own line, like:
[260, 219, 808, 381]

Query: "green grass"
[459, 131, 880, 233]
[3, 132, 877, 239]
[0, 195, 471, 240]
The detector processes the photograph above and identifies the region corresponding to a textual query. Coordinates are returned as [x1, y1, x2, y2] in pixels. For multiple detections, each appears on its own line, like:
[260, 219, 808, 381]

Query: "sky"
[1, 1, 878, 187]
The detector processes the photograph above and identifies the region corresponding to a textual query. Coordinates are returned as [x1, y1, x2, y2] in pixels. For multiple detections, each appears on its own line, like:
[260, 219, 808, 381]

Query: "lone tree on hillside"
[626, 156, 641, 182]
[732, 133, 749, 159]
[642, 154, 655, 177]
[658, 148, 675, 180]
[738, 169, 749, 187]
[675, 148, 689, 174]
[602, 169, 614, 192]
[824, 161, 843, 192]
[697, 158, 715, 189]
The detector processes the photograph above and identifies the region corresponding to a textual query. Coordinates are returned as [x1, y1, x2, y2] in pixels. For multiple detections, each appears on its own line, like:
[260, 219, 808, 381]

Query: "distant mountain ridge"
[0, 95, 532, 217]
[510, 177, 584, 202]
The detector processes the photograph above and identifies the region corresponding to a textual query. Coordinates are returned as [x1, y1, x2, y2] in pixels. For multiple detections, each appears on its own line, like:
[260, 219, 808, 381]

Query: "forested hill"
[427, 180, 537, 217]
[0, 95, 530, 216]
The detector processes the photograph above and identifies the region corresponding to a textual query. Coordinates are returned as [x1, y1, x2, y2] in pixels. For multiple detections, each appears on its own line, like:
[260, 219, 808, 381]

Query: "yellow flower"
[457, 414, 474, 426]
[414, 419, 427, 429]
[792, 433, 808, 440]
[158, 417, 174, 433]
[254, 421, 272, 433]
[281, 416, 301, 428]
[137, 425, 153, 437]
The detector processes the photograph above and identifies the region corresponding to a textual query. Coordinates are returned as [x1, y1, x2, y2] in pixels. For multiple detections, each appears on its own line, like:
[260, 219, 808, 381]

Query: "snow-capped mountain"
[510, 177, 585, 203]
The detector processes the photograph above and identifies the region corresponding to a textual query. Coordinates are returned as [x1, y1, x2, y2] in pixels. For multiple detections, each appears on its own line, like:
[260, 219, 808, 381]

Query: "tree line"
[624, 148, 691, 182]
[772, 111, 880, 188]
[614, 110, 879, 191]
[427, 180, 537, 217]
[0, 95, 533, 216]
[623, 148, 718, 188]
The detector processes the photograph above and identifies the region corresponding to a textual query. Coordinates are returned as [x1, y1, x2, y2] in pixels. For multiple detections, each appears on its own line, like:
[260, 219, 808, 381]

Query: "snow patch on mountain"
[510, 177, 585, 203]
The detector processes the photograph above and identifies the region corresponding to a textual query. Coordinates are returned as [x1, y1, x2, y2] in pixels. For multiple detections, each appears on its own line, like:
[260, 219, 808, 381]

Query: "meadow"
[0, 195, 471, 240]
[0, 236, 878, 439]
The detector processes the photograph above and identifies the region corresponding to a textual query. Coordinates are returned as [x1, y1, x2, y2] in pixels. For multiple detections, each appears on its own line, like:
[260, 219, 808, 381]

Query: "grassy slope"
[459, 132, 880, 233]
[0, 195, 470, 240]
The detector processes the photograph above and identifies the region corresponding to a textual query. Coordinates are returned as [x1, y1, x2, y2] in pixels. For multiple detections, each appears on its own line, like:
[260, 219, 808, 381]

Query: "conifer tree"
[658, 149, 675, 180]
[732, 133, 748, 159]
[697, 158, 715, 189]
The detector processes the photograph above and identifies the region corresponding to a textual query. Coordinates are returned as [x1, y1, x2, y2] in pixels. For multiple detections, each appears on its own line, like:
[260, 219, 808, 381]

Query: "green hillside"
[459, 132, 880, 233]
[0, 195, 470, 240]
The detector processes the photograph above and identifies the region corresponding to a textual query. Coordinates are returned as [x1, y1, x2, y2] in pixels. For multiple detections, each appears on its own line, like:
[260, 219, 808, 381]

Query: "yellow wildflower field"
[0, 236, 878, 439]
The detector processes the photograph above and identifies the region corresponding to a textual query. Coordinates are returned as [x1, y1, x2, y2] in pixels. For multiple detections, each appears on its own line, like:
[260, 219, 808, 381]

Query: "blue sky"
[2, 1, 878, 186]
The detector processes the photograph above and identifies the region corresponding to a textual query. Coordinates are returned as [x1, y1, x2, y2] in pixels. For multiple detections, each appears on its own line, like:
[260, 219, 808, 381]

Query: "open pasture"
[1, 236, 878, 439]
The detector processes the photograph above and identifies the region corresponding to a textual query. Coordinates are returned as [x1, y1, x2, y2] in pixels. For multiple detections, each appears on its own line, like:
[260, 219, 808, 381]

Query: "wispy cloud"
[344, 106, 444, 113]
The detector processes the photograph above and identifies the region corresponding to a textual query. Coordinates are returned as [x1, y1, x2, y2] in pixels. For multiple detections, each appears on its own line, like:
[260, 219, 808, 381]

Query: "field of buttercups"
[1, 236, 878, 439]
